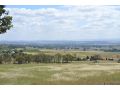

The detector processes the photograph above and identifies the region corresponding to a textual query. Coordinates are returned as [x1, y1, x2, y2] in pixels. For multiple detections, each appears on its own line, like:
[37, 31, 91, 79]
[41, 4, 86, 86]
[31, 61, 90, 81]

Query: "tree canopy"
[0, 5, 13, 34]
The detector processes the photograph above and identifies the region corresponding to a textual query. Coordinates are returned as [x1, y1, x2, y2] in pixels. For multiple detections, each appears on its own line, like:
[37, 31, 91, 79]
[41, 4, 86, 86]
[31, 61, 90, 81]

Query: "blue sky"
[6, 5, 62, 9]
[0, 5, 120, 41]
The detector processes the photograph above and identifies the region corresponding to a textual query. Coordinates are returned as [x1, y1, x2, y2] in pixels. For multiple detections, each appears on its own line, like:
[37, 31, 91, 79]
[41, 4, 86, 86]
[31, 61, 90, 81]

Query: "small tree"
[117, 59, 120, 63]
[0, 54, 3, 64]
[15, 56, 23, 64]
[54, 53, 62, 63]
[86, 56, 90, 60]
[62, 54, 74, 63]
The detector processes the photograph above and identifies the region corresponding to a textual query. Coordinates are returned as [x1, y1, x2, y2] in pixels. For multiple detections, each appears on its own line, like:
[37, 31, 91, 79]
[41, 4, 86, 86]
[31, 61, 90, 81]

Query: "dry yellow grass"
[0, 62, 120, 84]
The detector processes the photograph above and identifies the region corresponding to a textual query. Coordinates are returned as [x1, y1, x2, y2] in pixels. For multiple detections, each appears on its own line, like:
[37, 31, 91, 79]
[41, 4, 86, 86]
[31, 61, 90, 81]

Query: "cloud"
[0, 5, 120, 41]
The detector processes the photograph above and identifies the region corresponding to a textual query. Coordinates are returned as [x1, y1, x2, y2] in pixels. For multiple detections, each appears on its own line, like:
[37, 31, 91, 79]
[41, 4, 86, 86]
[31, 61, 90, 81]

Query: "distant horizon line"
[0, 39, 120, 42]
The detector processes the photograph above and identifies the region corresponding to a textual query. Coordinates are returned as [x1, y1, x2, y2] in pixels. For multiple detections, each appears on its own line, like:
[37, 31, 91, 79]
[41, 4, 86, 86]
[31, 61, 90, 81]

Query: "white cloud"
[0, 5, 120, 41]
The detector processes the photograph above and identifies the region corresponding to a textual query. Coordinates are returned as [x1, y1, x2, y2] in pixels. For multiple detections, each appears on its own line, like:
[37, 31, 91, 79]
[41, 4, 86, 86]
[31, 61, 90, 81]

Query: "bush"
[117, 59, 120, 63]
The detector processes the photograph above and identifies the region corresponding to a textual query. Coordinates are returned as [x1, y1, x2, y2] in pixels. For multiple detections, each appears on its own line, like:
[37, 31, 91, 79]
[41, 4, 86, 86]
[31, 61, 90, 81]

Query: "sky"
[0, 5, 120, 41]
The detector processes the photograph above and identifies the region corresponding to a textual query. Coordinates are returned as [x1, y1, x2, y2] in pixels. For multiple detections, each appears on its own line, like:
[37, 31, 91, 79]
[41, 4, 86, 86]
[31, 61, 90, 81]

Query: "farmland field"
[0, 62, 120, 85]
[1, 43, 120, 85]
[24, 49, 120, 58]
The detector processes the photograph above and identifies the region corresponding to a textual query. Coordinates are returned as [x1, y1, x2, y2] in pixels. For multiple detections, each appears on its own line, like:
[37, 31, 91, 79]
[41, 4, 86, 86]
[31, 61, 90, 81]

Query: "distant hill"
[0, 40, 120, 45]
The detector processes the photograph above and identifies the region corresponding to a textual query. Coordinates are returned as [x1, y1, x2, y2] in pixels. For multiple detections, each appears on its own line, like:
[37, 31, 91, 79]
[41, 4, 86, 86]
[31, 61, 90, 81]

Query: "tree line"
[0, 49, 76, 64]
[0, 49, 120, 64]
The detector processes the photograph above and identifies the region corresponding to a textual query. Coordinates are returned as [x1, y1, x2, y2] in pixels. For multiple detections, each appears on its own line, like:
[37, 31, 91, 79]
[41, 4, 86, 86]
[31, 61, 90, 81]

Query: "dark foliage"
[0, 5, 13, 34]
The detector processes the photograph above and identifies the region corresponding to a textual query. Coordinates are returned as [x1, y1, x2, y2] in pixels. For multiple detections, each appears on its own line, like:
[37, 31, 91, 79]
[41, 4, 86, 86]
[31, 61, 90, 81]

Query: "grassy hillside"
[0, 62, 120, 84]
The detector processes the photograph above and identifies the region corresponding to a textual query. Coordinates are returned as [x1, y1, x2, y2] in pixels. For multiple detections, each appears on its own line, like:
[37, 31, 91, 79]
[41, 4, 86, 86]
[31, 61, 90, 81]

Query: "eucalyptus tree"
[54, 53, 62, 63]
[62, 54, 74, 63]
[0, 5, 13, 34]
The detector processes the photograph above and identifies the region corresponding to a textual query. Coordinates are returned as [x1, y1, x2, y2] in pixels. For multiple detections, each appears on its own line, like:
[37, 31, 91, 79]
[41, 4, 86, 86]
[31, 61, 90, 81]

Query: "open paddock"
[0, 62, 120, 84]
